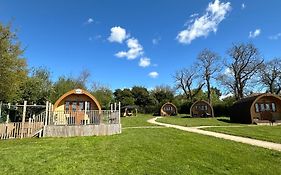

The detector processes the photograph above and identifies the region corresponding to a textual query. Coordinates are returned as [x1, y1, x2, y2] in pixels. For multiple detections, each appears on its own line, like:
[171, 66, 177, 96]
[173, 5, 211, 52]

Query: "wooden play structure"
[121, 105, 138, 117]
[231, 93, 281, 124]
[160, 102, 177, 116]
[190, 100, 214, 117]
[0, 89, 122, 139]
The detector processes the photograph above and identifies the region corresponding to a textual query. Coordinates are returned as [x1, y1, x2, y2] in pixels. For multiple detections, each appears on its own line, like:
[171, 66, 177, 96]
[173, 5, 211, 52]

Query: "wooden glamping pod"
[190, 100, 214, 117]
[160, 102, 177, 116]
[43, 89, 121, 137]
[231, 93, 281, 124]
[53, 89, 101, 125]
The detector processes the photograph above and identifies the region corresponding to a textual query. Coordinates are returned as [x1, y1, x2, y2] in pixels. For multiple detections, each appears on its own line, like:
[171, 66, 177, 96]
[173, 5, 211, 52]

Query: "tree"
[90, 83, 113, 109]
[113, 88, 135, 106]
[218, 43, 263, 100]
[131, 86, 153, 112]
[197, 49, 221, 104]
[50, 70, 90, 103]
[174, 67, 204, 101]
[151, 85, 174, 104]
[258, 58, 281, 94]
[0, 23, 27, 102]
[21, 67, 52, 104]
[50, 76, 85, 103]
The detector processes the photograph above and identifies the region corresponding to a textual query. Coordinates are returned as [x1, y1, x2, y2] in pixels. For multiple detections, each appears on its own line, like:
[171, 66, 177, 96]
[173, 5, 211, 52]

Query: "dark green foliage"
[178, 101, 193, 114]
[114, 88, 135, 106]
[91, 87, 113, 109]
[21, 67, 52, 105]
[0, 23, 27, 102]
[50, 76, 86, 103]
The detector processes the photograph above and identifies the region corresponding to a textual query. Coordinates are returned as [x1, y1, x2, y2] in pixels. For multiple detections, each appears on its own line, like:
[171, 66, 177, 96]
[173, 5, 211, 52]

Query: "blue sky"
[1, 0, 281, 90]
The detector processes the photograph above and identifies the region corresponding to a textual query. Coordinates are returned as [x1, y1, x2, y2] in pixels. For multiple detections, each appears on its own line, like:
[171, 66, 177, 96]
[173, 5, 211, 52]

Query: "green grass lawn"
[0, 128, 281, 174]
[1, 114, 281, 174]
[121, 114, 155, 127]
[203, 125, 281, 144]
[156, 116, 238, 127]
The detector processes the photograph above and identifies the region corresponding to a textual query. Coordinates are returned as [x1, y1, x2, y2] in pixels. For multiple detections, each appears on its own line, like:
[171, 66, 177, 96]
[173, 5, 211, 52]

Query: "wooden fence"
[0, 101, 122, 139]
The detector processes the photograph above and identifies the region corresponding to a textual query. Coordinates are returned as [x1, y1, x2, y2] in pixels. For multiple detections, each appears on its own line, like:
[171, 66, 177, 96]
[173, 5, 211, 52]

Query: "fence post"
[6, 103, 10, 123]
[0, 101, 2, 119]
[44, 101, 49, 126]
[118, 102, 121, 124]
[27, 117, 31, 137]
[84, 101, 88, 125]
[20, 101, 27, 139]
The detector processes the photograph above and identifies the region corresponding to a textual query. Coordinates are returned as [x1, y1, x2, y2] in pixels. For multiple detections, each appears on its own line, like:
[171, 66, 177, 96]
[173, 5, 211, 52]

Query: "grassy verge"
[203, 125, 281, 144]
[121, 114, 155, 127]
[156, 116, 238, 127]
[0, 128, 280, 174]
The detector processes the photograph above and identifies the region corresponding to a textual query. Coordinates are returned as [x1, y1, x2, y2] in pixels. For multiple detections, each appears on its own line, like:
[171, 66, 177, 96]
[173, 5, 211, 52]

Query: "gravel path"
[148, 117, 281, 152]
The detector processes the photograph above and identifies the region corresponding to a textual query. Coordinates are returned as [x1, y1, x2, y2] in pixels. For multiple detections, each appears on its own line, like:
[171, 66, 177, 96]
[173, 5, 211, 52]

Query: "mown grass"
[0, 128, 280, 174]
[1, 114, 281, 174]
[121, 114, 155, 127]
[203, 125, 281, 144]
[157, 116, 238, 127]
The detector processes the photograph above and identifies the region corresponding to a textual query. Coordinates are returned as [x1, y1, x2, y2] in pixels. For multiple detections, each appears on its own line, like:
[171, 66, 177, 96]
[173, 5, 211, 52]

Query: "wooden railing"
[50, 110, 120, 126]
[0, 111, 46, 139]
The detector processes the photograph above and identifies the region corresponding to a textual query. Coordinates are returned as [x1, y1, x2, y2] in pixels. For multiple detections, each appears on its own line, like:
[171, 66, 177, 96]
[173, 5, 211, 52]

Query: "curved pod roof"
[53, 89, 101, 111]
[190, 100, 214, 117]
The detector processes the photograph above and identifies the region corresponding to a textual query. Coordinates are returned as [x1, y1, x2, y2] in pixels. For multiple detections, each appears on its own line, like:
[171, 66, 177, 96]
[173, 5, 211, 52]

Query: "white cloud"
[152, 37, 161, 45]
[108, 26, 128, 43]
[224, 67, 232, 75]
[87, 18, 94, 24]
[241, 3, 246, 9]
[115, 38, 143, 59]
[177, 0, 231, 44]
[219, 93, 233, 100]
[148, 71, 159, 78]
[249, 29, 261, 38]
[269, 33, 281, 40]
[139, 57, 151, 67]
[190, 13, 199, 18]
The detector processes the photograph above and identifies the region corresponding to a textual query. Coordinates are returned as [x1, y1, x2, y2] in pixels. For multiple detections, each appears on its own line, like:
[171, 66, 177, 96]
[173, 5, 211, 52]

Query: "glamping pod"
[231, 93, 281, 124]
[53, 89, 101, 125]
[160, 102, 177, 116]
[190, 100, 214, 117]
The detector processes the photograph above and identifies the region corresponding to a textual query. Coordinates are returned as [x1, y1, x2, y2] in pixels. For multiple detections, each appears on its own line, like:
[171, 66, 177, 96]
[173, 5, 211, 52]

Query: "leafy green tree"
[50, 70, 90, 103]
[50, 76, 85, 103]
[151, 85, 174, 104]
[131, 86, 154, 112]
[90, 83, 113, 109]
[21, 67, 52, 104]
[113, 88, 135, 106]
[0, 23, 27, 102]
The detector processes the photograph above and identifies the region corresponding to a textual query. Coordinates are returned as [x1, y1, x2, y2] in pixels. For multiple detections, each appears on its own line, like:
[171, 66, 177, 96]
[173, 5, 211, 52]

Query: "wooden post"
[27, 117, 31, 137]
[48, 102, 52, 122]
[118, 102, 121, 124]
[84, 101, 88, 125]
[44, 101, 49, 126]
[20, 101, 27, 139]
[0, 101, 2, 120]
[6, 103, 11, 123]
[48, 103, 53, 125]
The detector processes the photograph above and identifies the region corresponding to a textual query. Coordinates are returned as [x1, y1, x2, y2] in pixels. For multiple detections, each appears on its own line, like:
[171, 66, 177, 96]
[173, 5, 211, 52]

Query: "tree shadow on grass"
[217, 118, 233, 123]
[180, 115, 191, 118]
